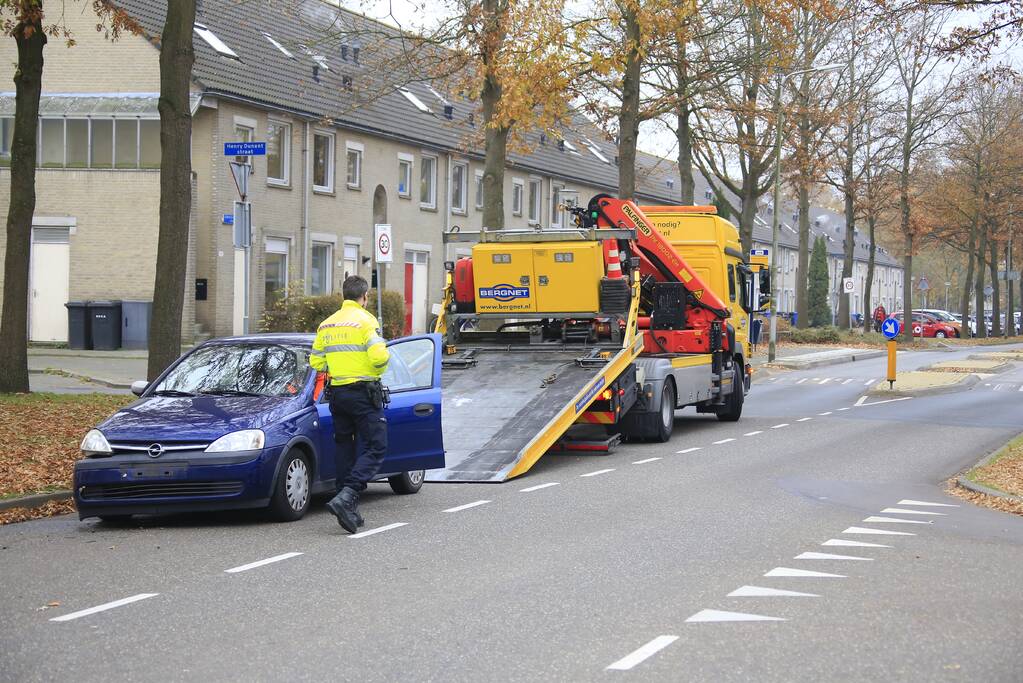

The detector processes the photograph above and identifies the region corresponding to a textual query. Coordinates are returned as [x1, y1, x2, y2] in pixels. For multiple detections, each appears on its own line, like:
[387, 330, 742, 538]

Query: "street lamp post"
[768, 62, 844, 362]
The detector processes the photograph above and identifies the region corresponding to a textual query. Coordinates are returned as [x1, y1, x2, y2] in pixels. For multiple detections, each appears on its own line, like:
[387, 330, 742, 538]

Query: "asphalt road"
[2, 343, 1022, 681]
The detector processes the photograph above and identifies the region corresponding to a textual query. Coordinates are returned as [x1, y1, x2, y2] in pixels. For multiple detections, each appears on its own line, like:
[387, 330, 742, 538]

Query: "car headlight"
[80, 429, 112, 456]
[205, 429, 265, 453]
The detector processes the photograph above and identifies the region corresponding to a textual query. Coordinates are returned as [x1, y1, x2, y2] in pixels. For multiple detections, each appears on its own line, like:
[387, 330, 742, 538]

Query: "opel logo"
[147, 443, 164, 459]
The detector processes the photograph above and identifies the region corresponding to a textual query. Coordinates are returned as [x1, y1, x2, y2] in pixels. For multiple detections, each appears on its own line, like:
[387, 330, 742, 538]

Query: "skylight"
[426, 85, 450, 106]
[588, 145, 610, 163]
[262, 32, 294, 59]
[562, 139, 578, 152]
[312, 55, 329, 71]
[399, 88, 431, 114]
[194, 24, 239, 60]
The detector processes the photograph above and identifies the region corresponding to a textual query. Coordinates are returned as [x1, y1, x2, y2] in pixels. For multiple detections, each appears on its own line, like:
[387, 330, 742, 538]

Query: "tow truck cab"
[641, 206, 760, 387]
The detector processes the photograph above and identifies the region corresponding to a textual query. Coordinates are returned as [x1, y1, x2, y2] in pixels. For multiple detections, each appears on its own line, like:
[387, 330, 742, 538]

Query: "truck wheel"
[717, 363, 744, 422]
[389, 470, 425, 494]
[654, 381, 676, 443]
[269, 450, 311, 522]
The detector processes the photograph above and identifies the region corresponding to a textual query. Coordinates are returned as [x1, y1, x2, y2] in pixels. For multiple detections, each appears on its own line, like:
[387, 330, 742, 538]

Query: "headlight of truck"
[205, 429, 265, 453]
[80, 429, 113, 457]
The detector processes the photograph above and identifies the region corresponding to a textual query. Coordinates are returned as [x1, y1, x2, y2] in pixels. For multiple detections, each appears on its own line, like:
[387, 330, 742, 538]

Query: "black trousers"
[328, 383, 388, 493]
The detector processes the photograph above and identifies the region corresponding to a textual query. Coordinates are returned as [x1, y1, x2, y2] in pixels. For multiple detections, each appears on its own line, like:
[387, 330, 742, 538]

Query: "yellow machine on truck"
[430, 194, 769, 482]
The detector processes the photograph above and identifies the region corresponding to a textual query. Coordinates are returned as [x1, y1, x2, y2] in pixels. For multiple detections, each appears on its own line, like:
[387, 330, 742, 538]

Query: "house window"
[398, 153, 413, 198]
[267, 121, 290, 184]
[39, 119, 64, 166]
[475, 170, 484, 210]
[264, 238, 290, 305]
[512, 178, 524, 216]
[312, 131, 334, 192]
[139, 120, 160, 168]
[420, 154, 437, 208]
[551, 183, 564, 228]
[310, 242, 333, 295]
[66, 119, 88, 167]
[451, 161, 468, 214]
[90, 119, 113, 168]
[29, 117, 160, 170]
[0, 118, 13, 165]
[346, 141, 363, 189]
[343, 243, 360, 279]
[233, 122, 254, 165]
[528, 178, 541, 224]
[114, 119, 138, 168]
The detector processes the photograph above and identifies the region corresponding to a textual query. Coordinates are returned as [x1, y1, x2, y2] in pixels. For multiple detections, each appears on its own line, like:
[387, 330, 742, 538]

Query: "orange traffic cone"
[605, 243, 623, 279]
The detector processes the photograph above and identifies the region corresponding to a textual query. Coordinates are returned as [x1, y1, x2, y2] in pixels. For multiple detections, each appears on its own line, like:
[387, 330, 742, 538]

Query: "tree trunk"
[738, 183, 756, 255]
[795, 183, 810, 328]
[676, 102, 694, 205]
[988, 235, 1001, 336]
[899, 148, 913, 344]
[960, 219, 976, 324]
[617, 3, 641, 200]
[147, 0, 196, 381]
[480, 0, 508, 230]
[0, 8, 46, 394]
[862, 215, 876, 333]
[975, 227, 987, 338]
[838, 168, 855, 332]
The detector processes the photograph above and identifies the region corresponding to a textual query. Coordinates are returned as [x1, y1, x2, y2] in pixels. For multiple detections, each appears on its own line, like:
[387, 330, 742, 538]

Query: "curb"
[773, 348, 885, 370]
[866, 372, 980, 398]
[0, 490, 73, 512]
[30, 368, 133, 390]
[953, 435, 1023, 504]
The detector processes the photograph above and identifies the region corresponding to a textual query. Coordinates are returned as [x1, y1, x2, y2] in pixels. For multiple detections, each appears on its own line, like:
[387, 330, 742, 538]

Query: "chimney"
[443, 105, 453, 120]
[558, 139, 565, 151]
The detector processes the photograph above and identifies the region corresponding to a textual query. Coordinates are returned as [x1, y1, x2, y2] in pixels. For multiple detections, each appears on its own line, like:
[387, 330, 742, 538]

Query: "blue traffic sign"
[224, 141, 266, 156]
[750, 248, 769, 256]
[881, 318, 900, 339]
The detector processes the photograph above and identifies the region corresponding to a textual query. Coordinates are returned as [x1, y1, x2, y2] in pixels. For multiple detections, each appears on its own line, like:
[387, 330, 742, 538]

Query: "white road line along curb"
[581, 468, 615, 478]
[606, 635, 679, 671]
[349, 522, 408, 539]
[225, 552, 303, 574]
[443, 500, 491, 513]
[520, 482, 560, 492]
[50, 593, 158, 622]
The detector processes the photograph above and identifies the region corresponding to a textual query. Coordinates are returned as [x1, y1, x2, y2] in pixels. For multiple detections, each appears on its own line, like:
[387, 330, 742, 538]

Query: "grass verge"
[0, 392, 131, 525]
[948, 434, 1023, 516]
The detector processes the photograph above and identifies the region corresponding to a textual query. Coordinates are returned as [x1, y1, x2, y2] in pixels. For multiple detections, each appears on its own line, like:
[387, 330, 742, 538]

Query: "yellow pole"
[887, 339, 897, 389]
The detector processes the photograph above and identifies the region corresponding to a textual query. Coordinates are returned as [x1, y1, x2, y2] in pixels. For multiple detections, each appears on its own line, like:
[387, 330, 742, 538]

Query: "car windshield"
[153, 343, 311, 397]
[925, 311, 955, 322]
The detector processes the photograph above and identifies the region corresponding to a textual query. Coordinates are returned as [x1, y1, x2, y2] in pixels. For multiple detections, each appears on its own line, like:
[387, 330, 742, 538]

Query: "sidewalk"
[28, 348, 147, 389]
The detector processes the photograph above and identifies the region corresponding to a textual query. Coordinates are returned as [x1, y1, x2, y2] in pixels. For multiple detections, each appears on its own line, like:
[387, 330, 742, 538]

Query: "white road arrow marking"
[862, 516, 932, 525]
[686, 609, 785, 623]
[842, 526, 915, 536]
[606, 635, 679, 670]
[794, 551, 873, 561]
[898, 499, 959, 507]
[728, 585, 819, 598]
[823, 539, 892, 548]
[880, 507, 946, 516]
[764, 567, 846, 578]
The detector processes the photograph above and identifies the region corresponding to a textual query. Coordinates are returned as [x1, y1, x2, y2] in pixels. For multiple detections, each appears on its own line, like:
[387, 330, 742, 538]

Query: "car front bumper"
[72, 446, 286, 519]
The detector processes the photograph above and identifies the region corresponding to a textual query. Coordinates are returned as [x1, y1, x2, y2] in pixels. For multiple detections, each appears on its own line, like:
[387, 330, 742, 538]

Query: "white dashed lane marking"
[520, 482, 560, 492]
[50, 593, 159, 623]
[581, 468, 616, 478]
[677, 447, 702, 454]
[818, 411, 832, 416]
[842, 526, 915, 536]
[606, 635, 679, 671]
[898, 499, 959, 507]
[823, 538, 892, 548]
[796, 378, 808, 384]
[794, 551, 872, 561]
[224, 552, 303, 574]
[841, 378, 853, 385]
[771, 423, 789, 429]
[713, 438, 736, 445]
[796, 417, 812, 422]
[744, 431, 763, 436]
[687, 609, 784, 623]
[862, 516, 932, 525]
[443, 500, 491, 513]
[728, 585, 818, 598]
[349, 522, 408, 539]
[632, 457, 661, 465]
[880, 507, 946, 516]
[764, 567, 845, 578]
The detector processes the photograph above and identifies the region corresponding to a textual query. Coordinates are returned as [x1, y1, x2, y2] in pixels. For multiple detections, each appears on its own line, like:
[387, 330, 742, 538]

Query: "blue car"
[73, 333, 445, 522]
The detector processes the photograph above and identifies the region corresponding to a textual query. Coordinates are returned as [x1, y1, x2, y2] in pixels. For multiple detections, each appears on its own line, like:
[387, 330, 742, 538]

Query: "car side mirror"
[130, 380, 149, 397]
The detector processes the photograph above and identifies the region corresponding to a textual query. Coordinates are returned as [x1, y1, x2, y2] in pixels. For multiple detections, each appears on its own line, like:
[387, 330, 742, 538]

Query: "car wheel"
[269, 450, 311, 522]
[389, 470, 425, 495]
[717, 362, 744, 422]
[935, 331, 946, 338]
[653, 380, 676, 442]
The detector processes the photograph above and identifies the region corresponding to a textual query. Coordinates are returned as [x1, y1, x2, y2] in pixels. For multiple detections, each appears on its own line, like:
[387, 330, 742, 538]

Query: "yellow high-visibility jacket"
[310, 300, 389, 386]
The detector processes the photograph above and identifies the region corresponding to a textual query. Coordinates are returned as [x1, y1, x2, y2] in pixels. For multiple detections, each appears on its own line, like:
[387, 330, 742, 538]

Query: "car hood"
[98, 395, 304, 442]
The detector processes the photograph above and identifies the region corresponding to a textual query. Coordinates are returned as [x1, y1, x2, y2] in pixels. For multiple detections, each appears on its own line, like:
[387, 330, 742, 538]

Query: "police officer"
[310, 275, 389, 533]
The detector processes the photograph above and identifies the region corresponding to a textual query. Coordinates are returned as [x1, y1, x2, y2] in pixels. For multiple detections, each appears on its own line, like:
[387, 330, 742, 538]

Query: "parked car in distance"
[74, 333, 445, 523]
[914, 309, 962, 337]
[891, 312, 958, 338]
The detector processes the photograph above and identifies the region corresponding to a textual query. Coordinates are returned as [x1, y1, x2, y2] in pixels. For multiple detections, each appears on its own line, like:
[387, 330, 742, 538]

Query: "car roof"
[201, 333, 315, 347]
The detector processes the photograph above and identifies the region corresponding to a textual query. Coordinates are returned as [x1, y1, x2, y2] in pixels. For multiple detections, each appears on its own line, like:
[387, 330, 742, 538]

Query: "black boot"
[329, 489, 364, 527]
[326, 487, 361, 533]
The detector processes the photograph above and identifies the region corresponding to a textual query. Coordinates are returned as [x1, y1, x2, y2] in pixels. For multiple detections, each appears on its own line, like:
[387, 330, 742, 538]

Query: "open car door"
[381, 333, 445, 473]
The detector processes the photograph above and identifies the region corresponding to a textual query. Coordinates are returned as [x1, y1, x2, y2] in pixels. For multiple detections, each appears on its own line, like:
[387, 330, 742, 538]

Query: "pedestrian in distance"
[310, 275, 390, 533]
[872, 304, 887, 333]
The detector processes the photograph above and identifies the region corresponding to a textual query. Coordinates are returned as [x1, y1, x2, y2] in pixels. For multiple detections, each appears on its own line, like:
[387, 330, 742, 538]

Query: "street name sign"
[224, 141, 266, 156]
[881, 318, 900, 340]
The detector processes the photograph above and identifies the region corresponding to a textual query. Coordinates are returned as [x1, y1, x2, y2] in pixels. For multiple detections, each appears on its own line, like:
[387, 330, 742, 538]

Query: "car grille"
[107, 441, 210, 456]
[79, 481, 244, 500]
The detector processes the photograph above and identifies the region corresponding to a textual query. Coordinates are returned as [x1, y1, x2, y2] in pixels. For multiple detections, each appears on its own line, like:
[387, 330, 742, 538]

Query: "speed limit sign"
[374, 224, 393, 263]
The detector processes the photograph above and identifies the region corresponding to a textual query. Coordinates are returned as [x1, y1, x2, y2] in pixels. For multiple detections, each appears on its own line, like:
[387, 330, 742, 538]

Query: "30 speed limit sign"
[374, 224, 393, 263]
